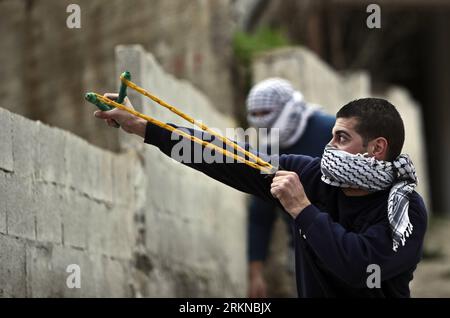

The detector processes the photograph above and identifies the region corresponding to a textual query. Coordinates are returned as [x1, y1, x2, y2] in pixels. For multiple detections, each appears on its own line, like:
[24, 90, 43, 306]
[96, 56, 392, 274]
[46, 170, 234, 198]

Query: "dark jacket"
[144, 122, 428, 298]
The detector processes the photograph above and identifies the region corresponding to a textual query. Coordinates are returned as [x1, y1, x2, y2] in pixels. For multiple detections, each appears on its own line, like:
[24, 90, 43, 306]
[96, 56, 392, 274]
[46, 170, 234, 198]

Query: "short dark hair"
[336, 98, 405, 161]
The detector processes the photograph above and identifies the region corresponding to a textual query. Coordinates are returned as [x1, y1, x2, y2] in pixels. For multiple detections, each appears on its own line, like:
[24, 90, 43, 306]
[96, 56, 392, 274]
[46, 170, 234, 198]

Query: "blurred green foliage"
[232, 27, 291, 65]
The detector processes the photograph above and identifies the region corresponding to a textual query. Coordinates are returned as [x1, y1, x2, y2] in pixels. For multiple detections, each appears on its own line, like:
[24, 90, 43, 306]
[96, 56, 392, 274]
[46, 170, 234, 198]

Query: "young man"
[245, 78, 334, 297]
[95, 96, 427, 297]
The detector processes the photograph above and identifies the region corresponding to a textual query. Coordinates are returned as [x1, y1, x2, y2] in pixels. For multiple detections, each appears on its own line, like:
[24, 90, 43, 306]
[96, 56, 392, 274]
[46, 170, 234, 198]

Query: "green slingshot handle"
[85, 71, 132, 128]
[84, 92, 120, 127]
[117, 71, 131, 104]
[84, 92, 113, 111]
[84, 71, 131, 111]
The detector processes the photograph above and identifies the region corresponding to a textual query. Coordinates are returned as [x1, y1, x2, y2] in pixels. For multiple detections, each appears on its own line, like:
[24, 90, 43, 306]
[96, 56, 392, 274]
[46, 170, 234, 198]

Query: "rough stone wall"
[0, 47, 246, 297]
[251, 46, 431, 297]
[0, 0, 235, 151]
[253, 47, 371, 114]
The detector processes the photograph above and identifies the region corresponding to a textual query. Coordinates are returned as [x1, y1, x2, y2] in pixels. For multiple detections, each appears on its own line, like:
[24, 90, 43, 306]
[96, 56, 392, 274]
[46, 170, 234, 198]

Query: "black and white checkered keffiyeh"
[320, 145, 418, 251]
[247, 78, 293, 127]
[246, 78, 319, 148]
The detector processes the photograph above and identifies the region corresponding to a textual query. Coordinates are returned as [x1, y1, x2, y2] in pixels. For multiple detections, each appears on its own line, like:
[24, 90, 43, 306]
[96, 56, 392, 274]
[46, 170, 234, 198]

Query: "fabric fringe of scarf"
[393, 222, 414, 252]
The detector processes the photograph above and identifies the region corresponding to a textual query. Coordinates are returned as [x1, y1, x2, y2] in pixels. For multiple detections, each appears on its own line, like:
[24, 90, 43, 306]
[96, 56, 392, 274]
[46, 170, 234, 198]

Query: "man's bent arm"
[144, 121, 280, 203]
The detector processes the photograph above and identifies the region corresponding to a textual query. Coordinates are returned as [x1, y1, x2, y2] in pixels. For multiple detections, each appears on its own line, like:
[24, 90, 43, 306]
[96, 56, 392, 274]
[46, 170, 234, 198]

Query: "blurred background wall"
[0, 0, 235, 151]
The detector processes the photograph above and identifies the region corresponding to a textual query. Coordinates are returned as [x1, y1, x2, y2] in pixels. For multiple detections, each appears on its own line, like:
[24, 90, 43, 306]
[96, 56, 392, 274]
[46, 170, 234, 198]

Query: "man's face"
[329, 117, 367, 155]
[248, 109, 272, 118]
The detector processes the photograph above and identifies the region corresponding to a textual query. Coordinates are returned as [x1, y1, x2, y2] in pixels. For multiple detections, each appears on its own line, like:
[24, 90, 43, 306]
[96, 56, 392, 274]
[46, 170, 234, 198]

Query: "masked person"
[245, 78, 334, 297]
[95, 95, 427, 298]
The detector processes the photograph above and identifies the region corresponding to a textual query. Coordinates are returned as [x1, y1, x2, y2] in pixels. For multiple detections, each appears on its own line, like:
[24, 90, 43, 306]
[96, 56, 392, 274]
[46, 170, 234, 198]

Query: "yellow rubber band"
[120, 76, 272, 169]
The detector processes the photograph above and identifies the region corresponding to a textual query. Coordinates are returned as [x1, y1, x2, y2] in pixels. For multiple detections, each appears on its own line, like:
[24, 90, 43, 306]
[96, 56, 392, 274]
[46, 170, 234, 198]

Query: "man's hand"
[270, 171, 311, 219]
[248, 261, 268, 298]
[93, 93, 147, 138]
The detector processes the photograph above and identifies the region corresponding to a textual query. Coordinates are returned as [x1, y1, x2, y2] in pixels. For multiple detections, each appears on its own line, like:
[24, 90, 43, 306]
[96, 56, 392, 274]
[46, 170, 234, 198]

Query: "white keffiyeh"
[320, 145, 418, 252]
[246, 78, 320, 149]
[258, 92, 320, 149]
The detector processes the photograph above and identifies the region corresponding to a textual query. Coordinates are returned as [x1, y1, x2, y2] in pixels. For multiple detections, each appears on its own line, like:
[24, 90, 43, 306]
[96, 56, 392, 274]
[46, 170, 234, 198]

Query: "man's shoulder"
[409, 191, 428, 226]
[409, 192, 427, 212]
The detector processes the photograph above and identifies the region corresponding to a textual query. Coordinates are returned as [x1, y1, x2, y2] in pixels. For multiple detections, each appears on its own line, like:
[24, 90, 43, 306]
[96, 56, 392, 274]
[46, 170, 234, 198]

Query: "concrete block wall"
[0, 0, 235, 151]
[116, 45, 247, 297]
[0, 107, 137, 297]
[0, 46, 247, 297]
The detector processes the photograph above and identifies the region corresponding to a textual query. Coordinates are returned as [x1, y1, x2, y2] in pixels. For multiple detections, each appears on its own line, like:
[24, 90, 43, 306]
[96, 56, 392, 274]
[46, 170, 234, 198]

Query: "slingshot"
[85, 72, 276, 174]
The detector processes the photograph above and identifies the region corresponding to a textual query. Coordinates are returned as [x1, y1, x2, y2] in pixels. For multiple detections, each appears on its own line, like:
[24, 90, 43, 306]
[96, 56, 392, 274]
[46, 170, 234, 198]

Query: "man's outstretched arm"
[94, 94, 317, 206]
[94, 94, 278, 203]
[144, 120, 276, 202]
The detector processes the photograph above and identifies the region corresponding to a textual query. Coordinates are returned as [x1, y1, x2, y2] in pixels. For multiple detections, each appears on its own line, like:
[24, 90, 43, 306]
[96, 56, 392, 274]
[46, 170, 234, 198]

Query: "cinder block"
[35, 124, 67, 184]
[64, 133, 116, 202]
[143, 152, 164, 210]
[155, 212, 178, 266]
[111, 155, 127, 195]
[146, 160, 171, 213]
[94, 149, 114, 203]
[35, 183, 63, 244]
[172, 217, 197, 266]
[103, 206, 133, 259]
[27, 244, 98, 297]
[145, 267, 177, 297]
[0, 234, 26, 297]
[86, 201, 108, 254]
[64, 136, 93, 195]
[5, 175, 36, 240]
[163, 161, 185, 214]
[0, 108, 13, 172]
[25, 244, 62, 297]
[143, 202, 160, 255]
[98, 257, 130, 297]
[84, 145, 102, 201]
[62, 193, 89, 249]
[111, 153, 131, 205]
[79, 253, 104, 298]
[10, 114, 38, 177]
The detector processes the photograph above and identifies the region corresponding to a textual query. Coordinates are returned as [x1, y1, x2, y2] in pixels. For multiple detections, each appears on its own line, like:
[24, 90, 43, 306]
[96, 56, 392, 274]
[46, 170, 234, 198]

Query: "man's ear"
[368, 137, 388, 160]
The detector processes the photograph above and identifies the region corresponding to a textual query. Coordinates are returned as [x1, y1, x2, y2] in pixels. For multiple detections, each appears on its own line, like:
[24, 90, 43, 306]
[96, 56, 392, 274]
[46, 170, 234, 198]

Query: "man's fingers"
[104, 93, 118, 100]
[272, 176, 291, 186]
[273, 171, 295, 182]
[94, 111, 120, 129]
[272, 176, 284, 183]
[94, 111, 109, 119]
[270, 186, 281, 198]
[271, 178, 281, 187]
[102, 93, 135, 111]
[275, 170, 293, 177]
[106, 118, 120, 128]
[120, 96, 135, 109]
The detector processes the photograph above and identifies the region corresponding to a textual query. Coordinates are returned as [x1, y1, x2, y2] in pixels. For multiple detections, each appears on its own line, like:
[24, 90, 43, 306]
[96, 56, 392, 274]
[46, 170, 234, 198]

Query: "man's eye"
[339, 136, 347, 143]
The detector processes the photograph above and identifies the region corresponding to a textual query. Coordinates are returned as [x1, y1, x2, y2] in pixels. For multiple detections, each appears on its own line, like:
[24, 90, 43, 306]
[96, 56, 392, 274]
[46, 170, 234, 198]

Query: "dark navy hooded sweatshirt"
[144, 121, 428, 298]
